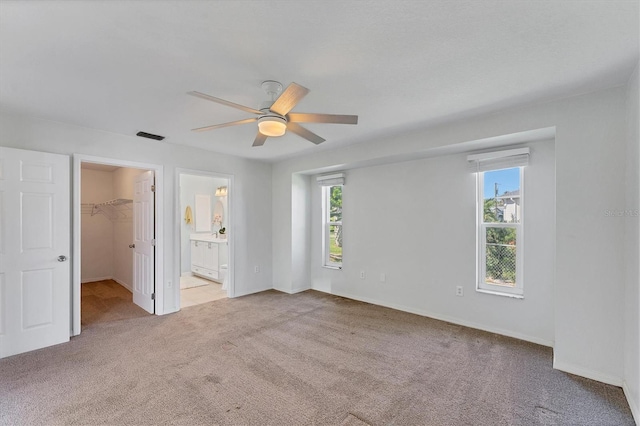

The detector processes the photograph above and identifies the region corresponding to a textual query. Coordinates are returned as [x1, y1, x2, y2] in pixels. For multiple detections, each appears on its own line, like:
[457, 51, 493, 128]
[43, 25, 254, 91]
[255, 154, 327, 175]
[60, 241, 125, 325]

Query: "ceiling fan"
[188, 81, 358, 147]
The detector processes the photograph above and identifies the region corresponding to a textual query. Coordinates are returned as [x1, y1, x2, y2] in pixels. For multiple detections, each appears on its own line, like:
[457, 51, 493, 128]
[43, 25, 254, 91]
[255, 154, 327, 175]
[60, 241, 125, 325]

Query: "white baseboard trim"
[312, 287, 554, 348]
[82, 276, 132, 294]
[233, 285, 272, 298]
[622, 381, 639, 425]
[272, 285, 311, 295]
[82, 276, 131, 293]
[81, 276, 113, 284]
[112, 277, 132, 293]
[553, 359, 622, 387]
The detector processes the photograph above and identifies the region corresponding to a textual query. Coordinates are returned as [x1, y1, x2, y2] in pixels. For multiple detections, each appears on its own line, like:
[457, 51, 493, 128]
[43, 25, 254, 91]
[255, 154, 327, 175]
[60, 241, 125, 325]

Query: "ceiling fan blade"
[252, 132, 268, 147]
[192, 117, 258, 132]
[286, 122, 325, 145]
[287, 113, 358, 125]
[269, 82, 310, 116]
[188, 91, 263, 115]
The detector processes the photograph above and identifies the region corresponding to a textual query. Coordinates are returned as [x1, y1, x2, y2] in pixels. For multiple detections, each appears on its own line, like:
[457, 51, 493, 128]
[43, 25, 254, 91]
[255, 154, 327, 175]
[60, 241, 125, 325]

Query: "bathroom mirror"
[213, 200, 224, 227]
[194, 194, 211, 232]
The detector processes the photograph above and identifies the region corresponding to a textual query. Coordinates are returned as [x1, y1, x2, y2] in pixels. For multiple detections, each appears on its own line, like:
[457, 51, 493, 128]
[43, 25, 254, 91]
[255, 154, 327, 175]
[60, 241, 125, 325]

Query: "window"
[322, 185, 342, 268]
[477, 167, 523, 296]
[318, 172, 345, 269]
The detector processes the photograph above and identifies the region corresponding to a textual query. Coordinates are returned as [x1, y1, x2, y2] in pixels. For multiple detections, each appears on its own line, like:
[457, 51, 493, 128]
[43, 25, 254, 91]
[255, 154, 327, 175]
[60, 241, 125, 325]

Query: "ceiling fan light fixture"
[258, 116, 287, 137]
[188, 81, 358, 146]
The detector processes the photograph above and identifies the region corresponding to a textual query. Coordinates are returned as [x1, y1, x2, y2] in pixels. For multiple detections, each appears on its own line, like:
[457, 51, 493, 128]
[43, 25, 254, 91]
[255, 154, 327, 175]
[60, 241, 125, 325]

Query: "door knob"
[129, 244, 135, 248]
[57, 255, 67, 262]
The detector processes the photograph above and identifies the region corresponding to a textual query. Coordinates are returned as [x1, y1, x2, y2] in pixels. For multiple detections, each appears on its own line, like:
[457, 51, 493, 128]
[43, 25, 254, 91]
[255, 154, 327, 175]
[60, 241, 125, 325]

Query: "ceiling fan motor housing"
[261, 80, 283, 100]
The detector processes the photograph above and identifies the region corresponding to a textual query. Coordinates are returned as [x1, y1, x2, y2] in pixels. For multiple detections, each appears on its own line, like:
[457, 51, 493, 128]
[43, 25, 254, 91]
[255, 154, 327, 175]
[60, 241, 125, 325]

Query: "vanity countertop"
[190, 233, 228, 243]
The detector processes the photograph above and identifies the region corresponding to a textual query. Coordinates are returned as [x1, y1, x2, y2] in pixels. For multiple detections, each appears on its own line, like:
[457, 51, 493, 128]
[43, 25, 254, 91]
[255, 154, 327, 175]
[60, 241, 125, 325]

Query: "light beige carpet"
[0, 290, 634, 425]
[81, 280, 150, 328]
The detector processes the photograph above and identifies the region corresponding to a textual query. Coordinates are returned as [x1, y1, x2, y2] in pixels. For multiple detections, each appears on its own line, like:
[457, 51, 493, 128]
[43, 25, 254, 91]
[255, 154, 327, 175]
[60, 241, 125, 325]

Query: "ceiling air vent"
[136, 131, 165, 141]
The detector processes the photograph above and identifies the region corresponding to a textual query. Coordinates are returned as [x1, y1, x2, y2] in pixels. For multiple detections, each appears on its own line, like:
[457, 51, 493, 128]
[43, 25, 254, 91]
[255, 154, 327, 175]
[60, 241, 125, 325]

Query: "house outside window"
[478, 166, 524, 296]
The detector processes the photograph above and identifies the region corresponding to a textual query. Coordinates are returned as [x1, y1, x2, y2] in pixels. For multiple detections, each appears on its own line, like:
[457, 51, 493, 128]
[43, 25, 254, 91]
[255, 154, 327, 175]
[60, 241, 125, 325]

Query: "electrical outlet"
[360, 270, 365, 279]
[254, 265, 260, 273]
[380, 273, 386, 282]
[456, 286, 464, 297]
[167, 280, 172, 288]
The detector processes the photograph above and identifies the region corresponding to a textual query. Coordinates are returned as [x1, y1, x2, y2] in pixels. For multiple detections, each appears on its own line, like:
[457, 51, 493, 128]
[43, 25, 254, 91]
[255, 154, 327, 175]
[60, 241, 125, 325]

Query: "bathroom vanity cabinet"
[190, 234, 227, 282]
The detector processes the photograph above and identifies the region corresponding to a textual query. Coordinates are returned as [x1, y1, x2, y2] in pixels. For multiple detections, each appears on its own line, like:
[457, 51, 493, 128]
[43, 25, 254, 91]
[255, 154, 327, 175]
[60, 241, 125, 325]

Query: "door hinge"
[151, 239, 156, 246]
[151, 184, 156, 192]
[151, 293, 155, 300]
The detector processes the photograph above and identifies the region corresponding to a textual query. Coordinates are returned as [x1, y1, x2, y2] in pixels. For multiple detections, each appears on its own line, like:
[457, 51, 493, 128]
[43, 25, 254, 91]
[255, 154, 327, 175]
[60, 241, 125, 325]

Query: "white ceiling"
[1, 1, 638, 162]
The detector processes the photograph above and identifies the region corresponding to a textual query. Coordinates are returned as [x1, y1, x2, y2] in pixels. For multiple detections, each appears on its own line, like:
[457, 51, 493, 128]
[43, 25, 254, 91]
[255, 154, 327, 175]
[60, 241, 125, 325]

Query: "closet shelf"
[81, 198, 133, 220]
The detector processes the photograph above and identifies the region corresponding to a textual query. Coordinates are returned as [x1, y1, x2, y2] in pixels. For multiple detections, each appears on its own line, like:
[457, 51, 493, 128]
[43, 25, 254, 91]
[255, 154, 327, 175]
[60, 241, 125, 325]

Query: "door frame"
[175, 168, 235, 305]
[72, 154, 164, 336]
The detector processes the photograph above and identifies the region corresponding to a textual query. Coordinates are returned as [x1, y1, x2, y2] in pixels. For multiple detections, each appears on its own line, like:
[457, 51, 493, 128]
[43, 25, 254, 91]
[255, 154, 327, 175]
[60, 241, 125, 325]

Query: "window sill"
[322, 265, 342, 270]
[476, 288, 524, 299]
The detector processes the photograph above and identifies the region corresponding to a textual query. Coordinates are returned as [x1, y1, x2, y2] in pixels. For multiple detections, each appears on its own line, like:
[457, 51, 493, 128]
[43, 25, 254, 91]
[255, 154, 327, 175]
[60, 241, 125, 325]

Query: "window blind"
[316, 172, 345, 186]
[467, 147, 529, 172]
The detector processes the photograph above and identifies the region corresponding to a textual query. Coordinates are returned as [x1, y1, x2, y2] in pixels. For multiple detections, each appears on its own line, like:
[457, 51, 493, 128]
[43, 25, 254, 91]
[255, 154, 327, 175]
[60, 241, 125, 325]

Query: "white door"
[0, 147, 70, 358]
[133, 171, 155, 313]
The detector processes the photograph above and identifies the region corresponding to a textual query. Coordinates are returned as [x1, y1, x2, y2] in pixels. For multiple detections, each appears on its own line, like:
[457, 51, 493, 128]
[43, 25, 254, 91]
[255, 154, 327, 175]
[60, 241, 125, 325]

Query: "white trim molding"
[622, 381, 640, 425]
[174, 168, 235, 311]
[73, 154, 165, 336]
[312, 288, 554, 348]
[81, 276, 113, 284]
[112, 277, 133, 293]
[81, 277, 132, 293]
[553, 359, 622, 387]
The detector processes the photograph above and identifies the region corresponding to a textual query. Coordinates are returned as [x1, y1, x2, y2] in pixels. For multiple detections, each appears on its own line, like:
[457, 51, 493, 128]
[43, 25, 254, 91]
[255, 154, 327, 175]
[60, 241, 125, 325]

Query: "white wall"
[309, 141, 555, 345]
[0, 110, 273, 313]
[291, 173, 311, 293]
[179, 174, 228, 274]
[273, 85, 628, 386]
[112, 167, 145, 290]
[80, 169, 114, 282]
[624, 61, 639, 421]
[113, 167, 144, 200]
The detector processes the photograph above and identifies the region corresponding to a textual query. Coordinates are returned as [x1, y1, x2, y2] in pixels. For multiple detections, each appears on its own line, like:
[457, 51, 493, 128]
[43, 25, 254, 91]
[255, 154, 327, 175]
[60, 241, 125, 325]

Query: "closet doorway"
[178, 170, 232, 309]
[73, 156, 164, 335]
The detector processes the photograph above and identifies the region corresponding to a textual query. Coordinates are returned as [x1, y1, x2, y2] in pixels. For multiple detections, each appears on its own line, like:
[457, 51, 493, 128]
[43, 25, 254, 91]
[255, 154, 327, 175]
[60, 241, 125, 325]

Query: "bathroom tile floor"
[180, 276, 227, 308]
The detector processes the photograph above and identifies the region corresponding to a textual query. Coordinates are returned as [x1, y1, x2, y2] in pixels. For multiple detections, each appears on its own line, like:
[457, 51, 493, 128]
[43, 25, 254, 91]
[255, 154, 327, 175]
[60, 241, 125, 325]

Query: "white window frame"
[322, 185, 342, 269]
[477, 167, 524, 298]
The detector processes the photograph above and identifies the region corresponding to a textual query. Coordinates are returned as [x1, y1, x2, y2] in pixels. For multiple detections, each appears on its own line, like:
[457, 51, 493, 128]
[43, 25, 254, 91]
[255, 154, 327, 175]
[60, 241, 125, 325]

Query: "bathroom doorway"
[177, 170, 232, 308]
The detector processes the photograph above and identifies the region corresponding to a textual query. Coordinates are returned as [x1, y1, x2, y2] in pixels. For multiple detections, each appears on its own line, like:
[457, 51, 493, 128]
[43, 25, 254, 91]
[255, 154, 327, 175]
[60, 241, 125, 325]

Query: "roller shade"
[316, 172, 345, 186]
[467, 147, 529, 172]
